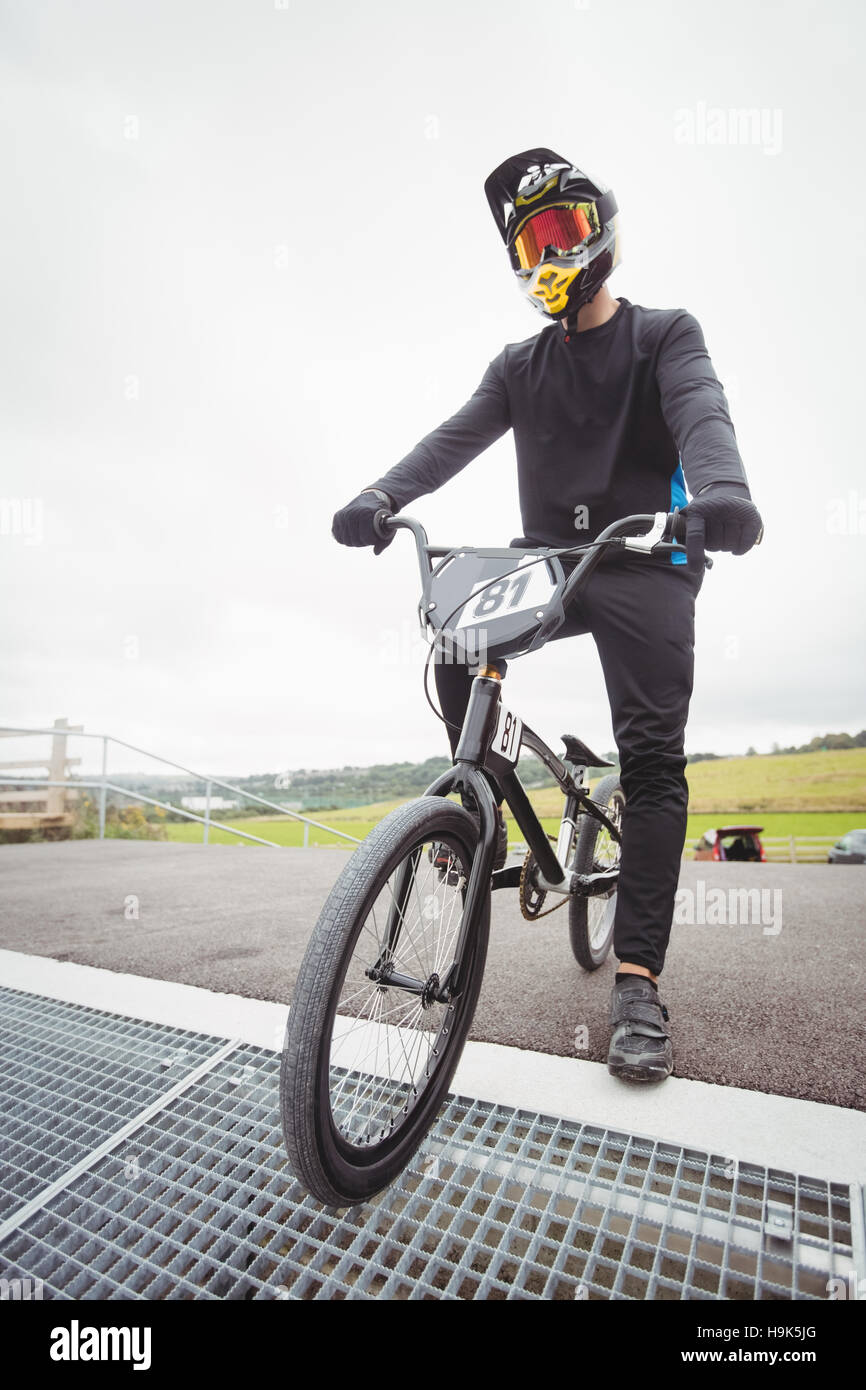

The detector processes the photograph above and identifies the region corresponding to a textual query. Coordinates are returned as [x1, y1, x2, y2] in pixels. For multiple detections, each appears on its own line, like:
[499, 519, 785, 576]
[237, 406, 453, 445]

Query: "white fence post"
[98, 736, 108, 839]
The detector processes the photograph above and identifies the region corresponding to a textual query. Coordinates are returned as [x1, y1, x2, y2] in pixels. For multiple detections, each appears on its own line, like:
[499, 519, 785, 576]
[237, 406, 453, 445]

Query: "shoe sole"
[607, 1043, 673, 1083]
[608, 1060, 673, 1083]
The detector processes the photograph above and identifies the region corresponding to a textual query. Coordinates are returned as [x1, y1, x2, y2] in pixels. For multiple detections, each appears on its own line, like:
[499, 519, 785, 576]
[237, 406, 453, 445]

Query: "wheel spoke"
[282, 796, 493, 1209]
[324, 828, 477, 1146]
[570, 786, 623, 966]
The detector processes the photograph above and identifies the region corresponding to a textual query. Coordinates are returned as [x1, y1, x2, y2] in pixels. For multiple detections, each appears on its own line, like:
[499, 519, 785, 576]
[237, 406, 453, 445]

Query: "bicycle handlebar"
[372, 507, 693, 590]
[372, 509, 439, 576]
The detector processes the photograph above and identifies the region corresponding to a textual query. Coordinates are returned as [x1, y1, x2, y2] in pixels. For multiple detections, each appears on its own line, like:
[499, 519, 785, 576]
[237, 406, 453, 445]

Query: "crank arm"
[536, 866, 620, 896]
[570, 867, 620, 896]
[492, 865, 522, 891]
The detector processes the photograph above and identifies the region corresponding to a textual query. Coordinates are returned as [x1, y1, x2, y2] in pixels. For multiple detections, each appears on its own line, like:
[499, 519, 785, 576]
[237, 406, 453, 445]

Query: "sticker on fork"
[489, 702, 522, 766]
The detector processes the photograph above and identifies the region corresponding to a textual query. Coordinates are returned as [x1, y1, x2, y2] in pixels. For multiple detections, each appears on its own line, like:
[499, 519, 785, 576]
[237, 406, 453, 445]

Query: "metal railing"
[760, 835, 839, 863]
[0, 726, 361, 848]
[685, 835, 842, 864]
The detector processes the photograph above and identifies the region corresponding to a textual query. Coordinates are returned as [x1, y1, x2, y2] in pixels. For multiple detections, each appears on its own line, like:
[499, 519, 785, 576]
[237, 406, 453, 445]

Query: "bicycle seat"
[561, 734, 614, 768]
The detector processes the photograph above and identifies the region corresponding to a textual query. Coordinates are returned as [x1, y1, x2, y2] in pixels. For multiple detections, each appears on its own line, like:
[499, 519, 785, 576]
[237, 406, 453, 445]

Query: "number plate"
[454, 556, 555, 630]
[490, 702, 522, 767]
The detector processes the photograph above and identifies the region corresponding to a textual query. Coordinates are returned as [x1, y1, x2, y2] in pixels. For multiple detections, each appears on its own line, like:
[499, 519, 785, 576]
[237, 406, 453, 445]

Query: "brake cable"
[421, 535, 628, 733]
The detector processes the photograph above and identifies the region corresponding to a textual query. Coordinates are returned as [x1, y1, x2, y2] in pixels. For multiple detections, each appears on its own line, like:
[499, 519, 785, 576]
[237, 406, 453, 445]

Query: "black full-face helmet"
[484, 147, 621, 323]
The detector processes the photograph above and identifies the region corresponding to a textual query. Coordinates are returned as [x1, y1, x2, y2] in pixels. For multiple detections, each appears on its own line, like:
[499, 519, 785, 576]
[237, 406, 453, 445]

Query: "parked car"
[827, 829, 866, 864]
[693, 825, 766, 862]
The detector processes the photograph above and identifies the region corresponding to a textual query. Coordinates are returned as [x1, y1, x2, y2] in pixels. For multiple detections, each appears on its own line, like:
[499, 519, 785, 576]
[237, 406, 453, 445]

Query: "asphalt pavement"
[1, 840, 863, 1109]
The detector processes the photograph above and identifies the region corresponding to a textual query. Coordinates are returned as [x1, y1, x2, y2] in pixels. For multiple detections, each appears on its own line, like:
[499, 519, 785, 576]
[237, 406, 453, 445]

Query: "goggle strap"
[595, 189, 618, 224]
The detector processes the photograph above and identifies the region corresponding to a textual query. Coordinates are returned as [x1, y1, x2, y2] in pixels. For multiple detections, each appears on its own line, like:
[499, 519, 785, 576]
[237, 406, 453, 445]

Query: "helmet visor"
[510, 201, 600, 272]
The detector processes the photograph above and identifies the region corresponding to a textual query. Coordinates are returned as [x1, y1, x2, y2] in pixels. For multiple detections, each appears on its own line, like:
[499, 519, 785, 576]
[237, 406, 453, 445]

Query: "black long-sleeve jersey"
[368, 298, 751, 565]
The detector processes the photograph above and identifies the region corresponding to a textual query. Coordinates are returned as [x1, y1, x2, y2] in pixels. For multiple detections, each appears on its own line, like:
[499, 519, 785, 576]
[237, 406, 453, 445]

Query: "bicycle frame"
[419, 671, 619, 998]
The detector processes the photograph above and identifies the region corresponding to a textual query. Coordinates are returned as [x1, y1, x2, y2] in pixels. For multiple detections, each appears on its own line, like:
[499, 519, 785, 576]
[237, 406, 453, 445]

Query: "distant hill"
[104, 732, 866, 815]
[232, 729, 865, 810]
[514, 747, 866, 818]
[274, 747, 866, 825]
[683, 748, 866, 813]
[233, 748, 601, 810]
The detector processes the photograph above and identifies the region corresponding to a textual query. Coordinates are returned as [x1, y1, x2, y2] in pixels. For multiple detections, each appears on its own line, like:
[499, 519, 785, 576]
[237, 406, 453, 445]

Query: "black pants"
[434, 553, 704, 977]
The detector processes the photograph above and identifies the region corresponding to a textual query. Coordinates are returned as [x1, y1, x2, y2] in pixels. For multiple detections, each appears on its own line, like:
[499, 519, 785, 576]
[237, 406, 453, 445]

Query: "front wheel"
[568, 774, 624, 971]
[280, 796, 490, 1208]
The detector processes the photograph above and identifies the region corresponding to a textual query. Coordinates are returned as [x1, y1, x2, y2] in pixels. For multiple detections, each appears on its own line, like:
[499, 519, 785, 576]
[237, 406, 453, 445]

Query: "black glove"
[682, 484, 763, 573]
[331, 489, 396, 555]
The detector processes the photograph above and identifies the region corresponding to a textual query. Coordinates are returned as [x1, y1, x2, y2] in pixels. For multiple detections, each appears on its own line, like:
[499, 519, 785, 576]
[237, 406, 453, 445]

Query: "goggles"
[510, 201, 601, 273]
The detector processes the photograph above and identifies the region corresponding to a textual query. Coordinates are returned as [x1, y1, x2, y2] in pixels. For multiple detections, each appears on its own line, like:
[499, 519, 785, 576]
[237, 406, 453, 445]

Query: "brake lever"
[622, 511, 668, 553]
[641, 506, 713, 569]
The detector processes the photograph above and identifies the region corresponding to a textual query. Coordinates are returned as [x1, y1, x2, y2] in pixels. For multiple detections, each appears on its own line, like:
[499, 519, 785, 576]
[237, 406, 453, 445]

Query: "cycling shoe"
[607, 975, 673, 1082]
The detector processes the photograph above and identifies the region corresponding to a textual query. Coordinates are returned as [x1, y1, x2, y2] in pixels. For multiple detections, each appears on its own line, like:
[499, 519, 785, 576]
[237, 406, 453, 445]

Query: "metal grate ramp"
[0, 987, 861, 1300]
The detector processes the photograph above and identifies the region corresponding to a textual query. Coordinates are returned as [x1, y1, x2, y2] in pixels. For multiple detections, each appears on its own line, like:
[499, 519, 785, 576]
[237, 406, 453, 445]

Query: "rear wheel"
[568, 774, 624, 971]
[280, 796, 490, 1208]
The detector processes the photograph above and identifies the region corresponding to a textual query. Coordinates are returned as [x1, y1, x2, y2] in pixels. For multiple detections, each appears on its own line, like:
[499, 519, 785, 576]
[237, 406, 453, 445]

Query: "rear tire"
[280, 796, 490, 1208]
[568, 774, 624, 971]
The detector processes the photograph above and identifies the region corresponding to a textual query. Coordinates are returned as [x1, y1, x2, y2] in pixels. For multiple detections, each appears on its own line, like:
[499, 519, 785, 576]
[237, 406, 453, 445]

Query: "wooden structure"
[0, 718, 82, 832]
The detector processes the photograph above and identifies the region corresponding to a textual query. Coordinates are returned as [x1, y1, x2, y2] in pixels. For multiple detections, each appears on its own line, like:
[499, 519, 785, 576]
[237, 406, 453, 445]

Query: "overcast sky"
[1, 0, 864, 782]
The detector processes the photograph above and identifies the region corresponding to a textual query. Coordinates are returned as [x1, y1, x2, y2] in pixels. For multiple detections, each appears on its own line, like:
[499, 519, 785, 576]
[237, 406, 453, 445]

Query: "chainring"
[519, 846, 569, 921]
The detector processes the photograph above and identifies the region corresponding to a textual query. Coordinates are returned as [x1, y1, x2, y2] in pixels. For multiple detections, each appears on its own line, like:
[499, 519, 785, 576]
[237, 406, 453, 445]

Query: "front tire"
[568, 774, 624, 971]
[280, 796, 490, 1208]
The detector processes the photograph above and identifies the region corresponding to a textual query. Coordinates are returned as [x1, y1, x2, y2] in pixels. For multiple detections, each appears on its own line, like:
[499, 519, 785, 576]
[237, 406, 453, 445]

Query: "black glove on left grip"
[332, 491, 395, 555]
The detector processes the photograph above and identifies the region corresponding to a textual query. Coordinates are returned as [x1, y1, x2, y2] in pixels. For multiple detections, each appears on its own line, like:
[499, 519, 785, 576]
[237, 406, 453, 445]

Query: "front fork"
[363, 672, 502, 1003]
[419, 668, 517, 1000]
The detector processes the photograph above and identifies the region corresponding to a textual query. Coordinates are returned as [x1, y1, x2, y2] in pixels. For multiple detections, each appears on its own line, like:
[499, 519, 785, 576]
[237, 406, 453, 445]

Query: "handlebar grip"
[666, 506, 713, 569]
[372, 508, 395, 540]
[668, 507, 687, 544]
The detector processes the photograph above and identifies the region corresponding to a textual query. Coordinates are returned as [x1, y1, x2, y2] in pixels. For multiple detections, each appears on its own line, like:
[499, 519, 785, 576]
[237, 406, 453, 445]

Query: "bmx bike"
[281, 508, 688, 1206]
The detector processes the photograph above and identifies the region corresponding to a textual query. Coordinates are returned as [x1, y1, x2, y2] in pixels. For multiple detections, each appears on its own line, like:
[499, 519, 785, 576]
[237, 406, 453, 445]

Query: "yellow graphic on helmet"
[528, 265, 581, 314]
[514, 174, 559, 207]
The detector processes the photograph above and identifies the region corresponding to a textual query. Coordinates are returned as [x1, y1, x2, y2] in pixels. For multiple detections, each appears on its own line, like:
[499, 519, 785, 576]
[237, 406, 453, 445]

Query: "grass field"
[513, 749, 866, 817]
[681, 749, 866, 813]
[163, 806, 862, 852]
